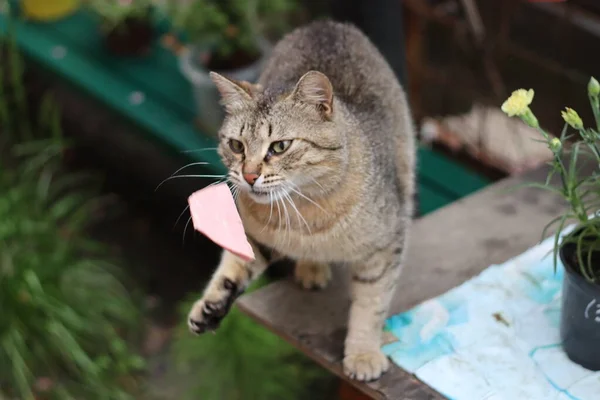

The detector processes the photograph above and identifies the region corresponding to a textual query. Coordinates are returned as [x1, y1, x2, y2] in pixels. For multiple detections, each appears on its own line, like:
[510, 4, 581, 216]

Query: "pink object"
[188, 183, 255, 262]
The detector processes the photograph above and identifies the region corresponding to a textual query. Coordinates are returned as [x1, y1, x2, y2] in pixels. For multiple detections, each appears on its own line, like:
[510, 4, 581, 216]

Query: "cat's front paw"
[294, 261, 331, 290]
[343, 350, 390, 382]
[187, 298, 227, 334]
[187, 278, 239, 335]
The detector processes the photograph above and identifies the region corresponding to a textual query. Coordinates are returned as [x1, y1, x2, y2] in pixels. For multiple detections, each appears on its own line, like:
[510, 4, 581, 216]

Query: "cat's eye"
[229, 139, 244, 154]
[270, 140, 293, 154]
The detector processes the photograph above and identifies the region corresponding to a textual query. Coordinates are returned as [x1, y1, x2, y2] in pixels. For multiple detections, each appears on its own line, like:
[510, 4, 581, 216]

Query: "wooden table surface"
[237, 166, 567, 400]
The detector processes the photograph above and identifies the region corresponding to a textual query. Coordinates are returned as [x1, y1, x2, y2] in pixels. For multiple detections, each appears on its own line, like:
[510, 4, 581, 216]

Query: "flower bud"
[549, 137, 562, 152]
[561, 107, 583, 130]
[588, 77, 600, 98]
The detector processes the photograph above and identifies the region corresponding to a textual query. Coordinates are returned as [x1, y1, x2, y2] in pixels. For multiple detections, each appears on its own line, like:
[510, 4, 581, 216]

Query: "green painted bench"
[0, 9, 489, 215]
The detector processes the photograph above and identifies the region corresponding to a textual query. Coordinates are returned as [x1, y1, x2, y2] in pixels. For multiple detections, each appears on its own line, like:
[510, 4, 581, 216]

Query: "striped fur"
[188, 20, 415, 382]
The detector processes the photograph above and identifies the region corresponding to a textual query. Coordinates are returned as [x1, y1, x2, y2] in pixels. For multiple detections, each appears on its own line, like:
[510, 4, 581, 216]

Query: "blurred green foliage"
[84, 0, 154, 32]
[163, 0, 299, 61]
[171, 277, 334, 400]
[0, 31, 145, 400]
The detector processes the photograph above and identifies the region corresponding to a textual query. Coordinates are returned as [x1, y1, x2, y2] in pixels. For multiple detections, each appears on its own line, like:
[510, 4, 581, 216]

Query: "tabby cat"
[188, 19, 415, 382]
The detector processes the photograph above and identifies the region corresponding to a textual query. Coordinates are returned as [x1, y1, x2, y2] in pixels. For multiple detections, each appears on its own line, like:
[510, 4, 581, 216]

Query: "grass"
[171, 278, 336, 400]
[0, 28, 145, 400]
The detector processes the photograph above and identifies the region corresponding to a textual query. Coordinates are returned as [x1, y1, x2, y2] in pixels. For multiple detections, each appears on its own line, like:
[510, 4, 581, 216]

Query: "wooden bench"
[237, 165, 565, 399]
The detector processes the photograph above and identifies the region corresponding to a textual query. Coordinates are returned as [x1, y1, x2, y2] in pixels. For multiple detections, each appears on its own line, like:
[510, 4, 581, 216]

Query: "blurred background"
[0, 0, 598, 399]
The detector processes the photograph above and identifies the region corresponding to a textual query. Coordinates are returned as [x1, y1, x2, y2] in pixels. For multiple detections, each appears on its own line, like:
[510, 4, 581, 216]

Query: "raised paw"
[187, 278, 239, 335]
[294, 261, 331, 290]
[343, 350, 390, 382]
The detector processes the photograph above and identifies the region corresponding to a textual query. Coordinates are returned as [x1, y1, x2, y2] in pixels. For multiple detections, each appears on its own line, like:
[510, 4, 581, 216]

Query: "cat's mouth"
[248, 188, 274, 204]
[247, 187, 289, 205]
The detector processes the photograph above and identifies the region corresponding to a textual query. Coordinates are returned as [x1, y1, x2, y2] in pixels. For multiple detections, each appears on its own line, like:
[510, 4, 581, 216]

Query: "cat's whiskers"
[168, 162, 210, 179]
[287, 182, 329, 215]
[274, 193, 283, 246]
[183, 216, 193, 244]
[267, 192, 274, 225]
[181, 147, 219, 154]
[155, 173, 226, 192]
[155, 160, 222, 191]
[279, 193, 292, 246]
[230, 182, 241, 203]
[260, 191, 275, 233]
[283, 191, 311, 235]
[207, 176, 229, 188]
[309, 176, 326, 194]
[174, 205, 190, 229]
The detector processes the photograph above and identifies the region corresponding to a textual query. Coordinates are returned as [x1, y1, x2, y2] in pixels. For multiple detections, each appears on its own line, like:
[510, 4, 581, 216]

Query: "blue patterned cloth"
[383, 230, 600, 400]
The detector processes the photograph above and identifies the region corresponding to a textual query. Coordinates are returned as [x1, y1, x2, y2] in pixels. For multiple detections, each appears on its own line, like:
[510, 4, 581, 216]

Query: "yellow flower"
[561, 107, 583, 130]
[549, 138, 562, 152]
[501, 89, 534, 117]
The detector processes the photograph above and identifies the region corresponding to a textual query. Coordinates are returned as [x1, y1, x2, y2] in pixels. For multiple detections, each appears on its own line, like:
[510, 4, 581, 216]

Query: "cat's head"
[211, 71, 345, 204]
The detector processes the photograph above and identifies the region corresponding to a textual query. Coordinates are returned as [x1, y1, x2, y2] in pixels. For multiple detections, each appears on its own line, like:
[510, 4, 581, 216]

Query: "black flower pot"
[559, 239, 600, 371]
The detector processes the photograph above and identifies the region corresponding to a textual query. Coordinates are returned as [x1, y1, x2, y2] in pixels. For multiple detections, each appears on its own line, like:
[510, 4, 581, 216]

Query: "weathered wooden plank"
[237, 166, 567, 399]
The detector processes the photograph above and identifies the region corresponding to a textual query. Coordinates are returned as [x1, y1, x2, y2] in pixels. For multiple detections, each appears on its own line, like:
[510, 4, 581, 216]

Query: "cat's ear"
[291, 71, 333, 118]
[210, 72, 257, 114]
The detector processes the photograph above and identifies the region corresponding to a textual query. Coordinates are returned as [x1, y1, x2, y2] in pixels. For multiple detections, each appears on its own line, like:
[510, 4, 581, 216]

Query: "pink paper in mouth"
[188, 183, 255, 262]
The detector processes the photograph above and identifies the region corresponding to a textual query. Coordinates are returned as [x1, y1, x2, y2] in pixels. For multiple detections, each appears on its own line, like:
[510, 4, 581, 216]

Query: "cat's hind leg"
[294, 260, 332, 290]
[188, 247, 268, 334]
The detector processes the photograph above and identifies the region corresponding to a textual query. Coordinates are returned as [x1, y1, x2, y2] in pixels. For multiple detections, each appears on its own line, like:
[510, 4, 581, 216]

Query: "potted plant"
[501, 79, 600, 371]
[85, 0, 156, 56]
[159, 0, 298, 134]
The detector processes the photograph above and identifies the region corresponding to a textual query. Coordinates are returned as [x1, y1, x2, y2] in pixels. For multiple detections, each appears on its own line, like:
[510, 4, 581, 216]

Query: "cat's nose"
[243, 173, 259, 186]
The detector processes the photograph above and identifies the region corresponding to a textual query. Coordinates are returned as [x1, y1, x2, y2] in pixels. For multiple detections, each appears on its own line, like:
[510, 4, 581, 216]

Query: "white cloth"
[383, 228, 600, 400]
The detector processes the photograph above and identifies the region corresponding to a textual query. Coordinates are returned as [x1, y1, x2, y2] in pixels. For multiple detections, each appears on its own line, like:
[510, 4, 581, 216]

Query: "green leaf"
[3, 331, 34, 400]
[568, 142, 582, 186]
[541, 213, 573, 242]
[559, 122, 569, 141]
[47, 320, 99, 377]
[49, 193, 88, 221]
[553, 214, 570, 273]
[23, 270, 44, 295]
[128, 355, 146, 370]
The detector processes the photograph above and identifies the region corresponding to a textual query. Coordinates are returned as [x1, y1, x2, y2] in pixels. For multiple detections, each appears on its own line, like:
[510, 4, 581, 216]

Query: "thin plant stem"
[589, 93, 600, 133]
